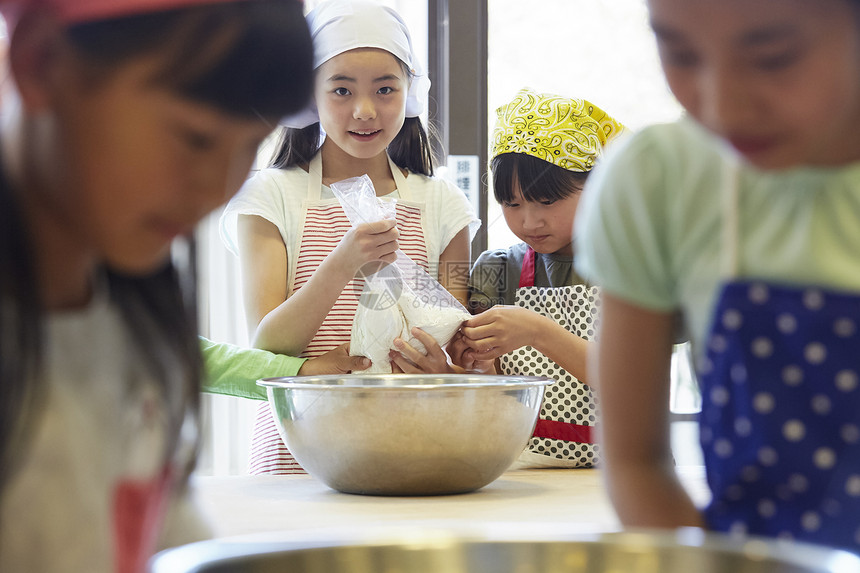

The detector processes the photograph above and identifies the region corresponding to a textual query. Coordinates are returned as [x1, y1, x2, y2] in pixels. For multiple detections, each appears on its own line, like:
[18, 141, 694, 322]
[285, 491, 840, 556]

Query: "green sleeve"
[199, 336, 307, 401]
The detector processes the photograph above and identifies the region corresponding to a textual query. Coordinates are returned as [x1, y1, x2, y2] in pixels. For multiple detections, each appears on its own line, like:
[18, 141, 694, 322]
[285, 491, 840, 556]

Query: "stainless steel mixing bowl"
[150, 528, 860, 573]
[257, 374, 553, 495]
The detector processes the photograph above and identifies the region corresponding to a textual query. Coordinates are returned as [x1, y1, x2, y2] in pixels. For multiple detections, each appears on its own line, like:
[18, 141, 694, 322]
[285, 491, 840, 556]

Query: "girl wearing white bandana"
[221, 0, 478, 475]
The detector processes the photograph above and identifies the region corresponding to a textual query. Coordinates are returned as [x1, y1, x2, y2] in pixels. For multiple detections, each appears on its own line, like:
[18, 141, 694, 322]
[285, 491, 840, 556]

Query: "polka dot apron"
[500, 246, 600, 468]
[248, 153, 429, 475]
[699, 160, 860, 550]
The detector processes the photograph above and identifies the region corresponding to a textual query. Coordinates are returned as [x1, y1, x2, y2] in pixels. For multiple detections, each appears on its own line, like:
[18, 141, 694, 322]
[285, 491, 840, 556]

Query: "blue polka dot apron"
[500, 246, 600, 468]
[698, 161, 860, 550]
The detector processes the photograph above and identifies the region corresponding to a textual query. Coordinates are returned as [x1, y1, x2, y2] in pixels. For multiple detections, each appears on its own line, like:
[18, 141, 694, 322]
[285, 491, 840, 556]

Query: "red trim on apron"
[516, 246, 596, 446]
[113, 466, 172, 573]
[518, 246, 536, 288]
[533, 419, 595, 443]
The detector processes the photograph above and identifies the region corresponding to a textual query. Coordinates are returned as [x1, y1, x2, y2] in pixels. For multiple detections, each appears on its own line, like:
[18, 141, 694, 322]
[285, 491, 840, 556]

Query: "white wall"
[486, 0, 682, 248]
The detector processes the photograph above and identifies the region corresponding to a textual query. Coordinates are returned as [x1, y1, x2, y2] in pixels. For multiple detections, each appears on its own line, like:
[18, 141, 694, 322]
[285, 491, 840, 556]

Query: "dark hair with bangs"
[0, 1, 313, 491]
[491, 153, 590, 205]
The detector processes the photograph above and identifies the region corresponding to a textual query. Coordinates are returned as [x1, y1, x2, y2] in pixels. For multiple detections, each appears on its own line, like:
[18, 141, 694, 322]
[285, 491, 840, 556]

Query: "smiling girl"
[576, 0, 860, 551]
[220, 0, 478, 475]
[457, 87, 625, 469]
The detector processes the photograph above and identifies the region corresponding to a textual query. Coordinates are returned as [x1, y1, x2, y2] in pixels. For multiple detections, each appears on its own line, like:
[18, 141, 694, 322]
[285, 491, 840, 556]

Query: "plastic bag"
[330, 174, 470, 373]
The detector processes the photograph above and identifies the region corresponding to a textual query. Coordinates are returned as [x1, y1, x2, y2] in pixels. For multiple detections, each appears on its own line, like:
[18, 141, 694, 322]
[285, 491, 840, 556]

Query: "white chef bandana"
[281, 0, 430, 128]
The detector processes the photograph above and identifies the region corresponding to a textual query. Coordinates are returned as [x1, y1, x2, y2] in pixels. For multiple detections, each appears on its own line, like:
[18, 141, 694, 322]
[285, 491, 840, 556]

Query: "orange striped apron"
[249, 154, 429, 475]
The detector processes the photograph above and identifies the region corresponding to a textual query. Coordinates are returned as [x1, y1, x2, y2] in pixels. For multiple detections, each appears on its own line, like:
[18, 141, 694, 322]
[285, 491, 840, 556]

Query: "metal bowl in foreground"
[257, 374, 553, 496]
[150, 528, 860, 573]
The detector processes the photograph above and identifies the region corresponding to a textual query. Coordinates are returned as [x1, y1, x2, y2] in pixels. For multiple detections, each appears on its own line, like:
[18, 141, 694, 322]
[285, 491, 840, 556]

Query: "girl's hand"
[448, 330, 496, 374]
[461, 305, 547, 361]
[330, 219, 399, 277]
[298, 343, 371, 375]
[446, 330, 472, 368]
[388, 327, 464, 374]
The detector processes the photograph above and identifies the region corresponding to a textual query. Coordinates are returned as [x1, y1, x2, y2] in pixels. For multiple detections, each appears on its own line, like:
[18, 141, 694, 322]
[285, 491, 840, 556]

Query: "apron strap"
[518, 246, 536, 288]
[387, 155, 411, 200]
[307, 152, 323, 200]
[720, 157, 741, 279]
[308, 152, 410, 201]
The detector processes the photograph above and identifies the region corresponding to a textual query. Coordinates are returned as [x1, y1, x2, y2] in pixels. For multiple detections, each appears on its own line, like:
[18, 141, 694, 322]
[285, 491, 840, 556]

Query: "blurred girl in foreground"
[0, 0, 312, 570]
[577, 0, 860, 551]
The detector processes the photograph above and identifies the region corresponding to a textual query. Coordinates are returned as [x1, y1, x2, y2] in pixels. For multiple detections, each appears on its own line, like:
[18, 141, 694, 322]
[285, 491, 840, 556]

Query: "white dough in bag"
[350, 285, 405, 374]
[398, 288, 470, 355]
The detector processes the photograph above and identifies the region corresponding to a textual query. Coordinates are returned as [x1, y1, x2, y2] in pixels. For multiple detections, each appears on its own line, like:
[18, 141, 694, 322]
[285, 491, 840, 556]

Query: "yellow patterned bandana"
[491, 87, 625, 172]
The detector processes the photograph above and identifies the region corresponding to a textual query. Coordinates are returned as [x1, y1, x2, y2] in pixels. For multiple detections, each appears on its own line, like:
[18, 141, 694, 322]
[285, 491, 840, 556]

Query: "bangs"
[67, 1, 314, 121]
[491, 153, 588, 204]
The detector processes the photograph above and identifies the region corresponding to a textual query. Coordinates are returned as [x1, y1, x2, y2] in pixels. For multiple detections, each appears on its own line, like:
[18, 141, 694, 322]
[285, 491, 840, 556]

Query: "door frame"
[428, 0, 489, 257]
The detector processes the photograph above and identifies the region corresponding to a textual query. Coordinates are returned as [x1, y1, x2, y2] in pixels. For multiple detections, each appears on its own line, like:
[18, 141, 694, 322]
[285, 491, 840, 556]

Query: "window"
[486, 0, 682, 249]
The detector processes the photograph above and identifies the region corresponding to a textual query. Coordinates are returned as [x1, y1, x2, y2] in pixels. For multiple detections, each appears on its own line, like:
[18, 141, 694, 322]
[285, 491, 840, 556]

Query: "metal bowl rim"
[150, 526, 860, 573]
[257, 373, 554, 391]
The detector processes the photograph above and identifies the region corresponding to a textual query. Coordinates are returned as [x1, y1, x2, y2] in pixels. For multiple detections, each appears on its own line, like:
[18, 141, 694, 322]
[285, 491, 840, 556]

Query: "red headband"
[1, 0, 265, 27]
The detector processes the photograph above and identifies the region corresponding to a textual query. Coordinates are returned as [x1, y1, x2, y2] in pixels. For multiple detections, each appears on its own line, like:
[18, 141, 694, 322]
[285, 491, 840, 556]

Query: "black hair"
[491, 152, 589, 204]
[0, 161, 40, 490]
[270, 61, 435, 176]
[270, 117, 434, 176]
[67, 1, 313, 120]
[0, 1, 313, 490]
[270, 116, 435, 175]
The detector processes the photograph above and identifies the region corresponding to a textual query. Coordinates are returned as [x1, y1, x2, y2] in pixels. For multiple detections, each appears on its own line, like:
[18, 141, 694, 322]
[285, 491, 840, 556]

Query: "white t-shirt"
[220, 164, 480, 277]
[0, 288, 208, 572]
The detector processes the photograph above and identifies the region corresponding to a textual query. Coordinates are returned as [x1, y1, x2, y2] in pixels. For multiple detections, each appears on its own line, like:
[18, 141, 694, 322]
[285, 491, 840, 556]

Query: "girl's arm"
[200, 338, 371, 401]
[596, 292, 704, 528]
[460, 306, 590, 383]
[437, 227, 471, 307]
[236, 214, 398, 356]
[200, 336, 306, 401]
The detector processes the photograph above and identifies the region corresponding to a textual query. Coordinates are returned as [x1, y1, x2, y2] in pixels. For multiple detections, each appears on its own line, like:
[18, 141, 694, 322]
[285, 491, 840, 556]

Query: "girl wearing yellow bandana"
[455, 87, 624, 468]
